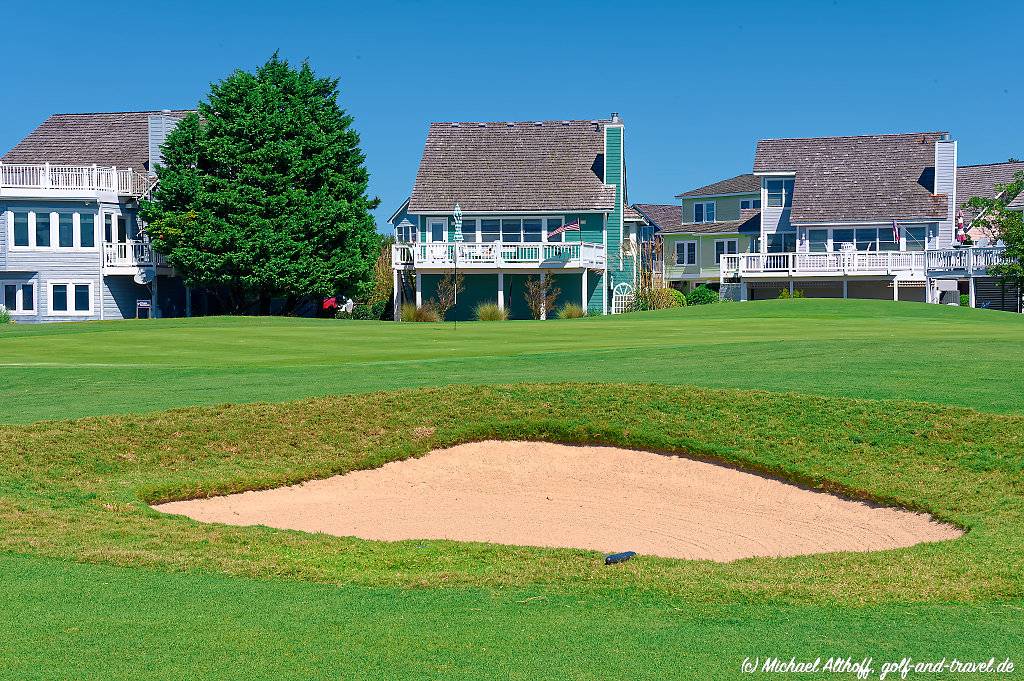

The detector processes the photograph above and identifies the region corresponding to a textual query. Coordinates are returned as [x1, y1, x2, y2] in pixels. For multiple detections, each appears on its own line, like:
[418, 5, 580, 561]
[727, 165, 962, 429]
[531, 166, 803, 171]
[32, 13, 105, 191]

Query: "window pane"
[906, 226, 927, 251]
[59, 214, 74, 247]
[694, 203, 704, 223]
[501, 219, 521, 242]
[833, 229, 855, 250]
[546, 218, 563, 242]
[741, 200, 750, 210]
[22, 284, 33, 311]
[783, 179, 794, 208]
[688, 242, 697, 263]
[14, 213, 29, 246]
[522, 219, 542, 243]
[79, 214, 95, 248]
[767, 233, 796, 253]
[855, 228, 877, 251]
[125, 214, 139, 240]
[36, 213, 51, 247]
[753, 199, 762, 209]
[675, 242, 686, 264]
[116, 216, 127, 243]
[52, 285, 68, 312]
[4, 285, 16, 310]
[705, 203, 716, 222]
[727, 240, 737, 254]
[480, 219, 500, 242]
[879, 225, 900, 251]
[460, 219, 477, 242]
[104, 214, 113, 242]
[767, 180, 783, 207]
[430, 220, 445, 242]
[74, 284, 90, 312]
[809, 229, 829, 252]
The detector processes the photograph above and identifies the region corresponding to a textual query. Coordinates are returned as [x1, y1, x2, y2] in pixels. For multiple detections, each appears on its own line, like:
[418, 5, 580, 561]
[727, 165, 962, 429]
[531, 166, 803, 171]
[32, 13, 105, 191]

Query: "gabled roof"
[1, 110, 192, 172]
[957, 161, 1024, 219]
[659, 208, 761, 235]
[675, 173, 759, 198]
[753, 132, 950, 224]
[633, 203, 681, 230]
[623, 205, 645, 222]
[408, 120, 618, 213]
[1008, 192, 1024, 210]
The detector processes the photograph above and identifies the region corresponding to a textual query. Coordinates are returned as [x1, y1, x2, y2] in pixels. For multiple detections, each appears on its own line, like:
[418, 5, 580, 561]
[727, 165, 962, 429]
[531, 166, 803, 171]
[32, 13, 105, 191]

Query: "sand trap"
[154, 441, 961, 561]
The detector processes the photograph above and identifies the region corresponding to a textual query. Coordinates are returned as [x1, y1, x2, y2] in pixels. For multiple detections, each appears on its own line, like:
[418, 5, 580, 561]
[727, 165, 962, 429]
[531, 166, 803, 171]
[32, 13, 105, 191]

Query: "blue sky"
[2, 0, 1021, 228]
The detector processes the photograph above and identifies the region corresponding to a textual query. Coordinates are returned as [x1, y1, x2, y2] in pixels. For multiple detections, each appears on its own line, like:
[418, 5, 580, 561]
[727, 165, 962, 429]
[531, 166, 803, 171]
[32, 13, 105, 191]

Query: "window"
[3, 283, 35, 313]
[546, 218, 564, 242]
[427, 218, 446, 242]
[693, 201, 716, 223]
[501, 219, 522, 242]
[48, 281, 92, 315]
[766, 179, 794, 208]
[58, 213, 74, 248]
[750, 236, 761, 253]
[905, 226, 928, 251]
[459, 218, 478, 242]
[675, 241, 697, 266]
[480, 219, 500, 242]
[808, 229, 829, 252]
[13, 212, 29, 247]
[767, 232, 796, 253]
[522, 218, 543, 243]
[832, 228, 855, 251]
[740, 198, 762, 210]
[104, 214, 114, 242]
[35, 212, 52, 247]
[79, 213, 95, 248]
[714, 239, 738, 264]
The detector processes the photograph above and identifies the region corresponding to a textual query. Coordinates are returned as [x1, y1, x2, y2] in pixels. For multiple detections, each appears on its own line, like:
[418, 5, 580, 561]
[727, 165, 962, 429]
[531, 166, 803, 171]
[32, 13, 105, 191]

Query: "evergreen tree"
[142, 54, 381, 313]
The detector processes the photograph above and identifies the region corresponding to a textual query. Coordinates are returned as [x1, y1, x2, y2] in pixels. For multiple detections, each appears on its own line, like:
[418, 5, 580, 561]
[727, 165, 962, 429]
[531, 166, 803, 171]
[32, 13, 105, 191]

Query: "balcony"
[393, 241, 607, 270]
[925, 247, 1008, 275]
[0, 162, 152, 198]
[102, 240, 170, 277]
[721, 251, 927, 278]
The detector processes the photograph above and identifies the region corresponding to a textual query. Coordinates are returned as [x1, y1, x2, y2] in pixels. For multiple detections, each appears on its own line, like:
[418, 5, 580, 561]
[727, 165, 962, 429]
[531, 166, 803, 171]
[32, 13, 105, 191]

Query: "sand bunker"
[154, 441, 961, 561]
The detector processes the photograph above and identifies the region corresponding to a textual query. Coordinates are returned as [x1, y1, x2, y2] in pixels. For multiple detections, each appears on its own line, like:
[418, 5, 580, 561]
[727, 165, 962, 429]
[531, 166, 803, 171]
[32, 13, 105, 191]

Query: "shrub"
[0, 306, 10, 325]
[523, 275, 560, 319]
[777, 288, 807, 299]
[629, 286, 685, 312]
[664, 288, 687, 308]
[685, 285, 719, 306]
[960, 293, 971, 307]
[556, 303, 586, 319]
[475, 302, 509, 321]
[400, 302, 441, 323]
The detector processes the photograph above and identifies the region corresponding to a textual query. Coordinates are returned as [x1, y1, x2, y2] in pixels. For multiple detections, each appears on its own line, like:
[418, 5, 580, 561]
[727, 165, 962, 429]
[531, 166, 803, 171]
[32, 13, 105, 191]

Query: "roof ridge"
[430, 119, 611, 127]
[958, 160, 1024, 169]
[48, 109, 194, 116]
[758, 131, 948, 142]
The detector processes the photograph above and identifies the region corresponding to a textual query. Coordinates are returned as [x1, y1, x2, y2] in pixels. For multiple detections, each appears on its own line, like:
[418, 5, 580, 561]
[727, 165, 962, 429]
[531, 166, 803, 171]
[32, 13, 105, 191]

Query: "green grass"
[3, 299, 1024, 678]
[1, 299, 1023, 423]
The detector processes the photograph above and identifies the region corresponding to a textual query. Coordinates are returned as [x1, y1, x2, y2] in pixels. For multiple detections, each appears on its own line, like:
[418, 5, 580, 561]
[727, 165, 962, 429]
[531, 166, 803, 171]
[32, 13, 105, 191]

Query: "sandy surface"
[154, 441, 961, 561]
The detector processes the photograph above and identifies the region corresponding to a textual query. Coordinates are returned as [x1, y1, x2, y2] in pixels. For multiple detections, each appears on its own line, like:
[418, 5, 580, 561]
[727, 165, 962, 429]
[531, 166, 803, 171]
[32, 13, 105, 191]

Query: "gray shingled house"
[1, 111, 188, 321]
[389, 115, 649, 320]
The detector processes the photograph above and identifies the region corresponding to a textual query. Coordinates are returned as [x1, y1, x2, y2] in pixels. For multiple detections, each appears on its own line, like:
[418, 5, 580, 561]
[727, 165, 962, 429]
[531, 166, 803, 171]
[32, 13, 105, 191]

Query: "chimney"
[934, 133, 957, 248]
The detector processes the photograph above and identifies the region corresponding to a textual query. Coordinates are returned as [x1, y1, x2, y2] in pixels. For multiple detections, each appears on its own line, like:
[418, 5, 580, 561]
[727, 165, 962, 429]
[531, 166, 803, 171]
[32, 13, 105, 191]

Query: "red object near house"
[322, 296, 338, 312]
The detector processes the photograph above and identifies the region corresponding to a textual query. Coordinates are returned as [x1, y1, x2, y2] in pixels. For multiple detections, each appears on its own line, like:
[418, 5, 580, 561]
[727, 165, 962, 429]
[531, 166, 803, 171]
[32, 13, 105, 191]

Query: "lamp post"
[453, 203, 463, 327]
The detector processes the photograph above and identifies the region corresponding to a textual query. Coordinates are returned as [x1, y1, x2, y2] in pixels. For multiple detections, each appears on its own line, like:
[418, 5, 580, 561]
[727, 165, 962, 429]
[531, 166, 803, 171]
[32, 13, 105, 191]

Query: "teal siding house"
[390, 114, 647, 320]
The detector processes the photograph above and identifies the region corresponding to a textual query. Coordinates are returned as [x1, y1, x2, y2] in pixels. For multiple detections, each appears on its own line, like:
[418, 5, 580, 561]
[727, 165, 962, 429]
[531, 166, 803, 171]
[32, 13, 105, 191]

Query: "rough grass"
[474, 301, 508, 321]
[1, 383, 1022, 604]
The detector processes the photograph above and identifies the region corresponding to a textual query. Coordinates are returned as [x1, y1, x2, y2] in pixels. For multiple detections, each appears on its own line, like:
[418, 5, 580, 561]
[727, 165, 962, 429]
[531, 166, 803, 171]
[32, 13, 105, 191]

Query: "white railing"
[926, 247, 1008, 272]
[103, 240, 154, 268]
[721, 251, 927, 276]
[0, 162, 151, 196]
[393, 241, 606, 269]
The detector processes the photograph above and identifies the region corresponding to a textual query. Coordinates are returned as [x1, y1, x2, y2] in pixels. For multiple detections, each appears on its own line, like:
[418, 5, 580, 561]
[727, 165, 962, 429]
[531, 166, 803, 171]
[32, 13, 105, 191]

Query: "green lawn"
[2, 300, 1023, 679]
[2, 299, 1023, 423]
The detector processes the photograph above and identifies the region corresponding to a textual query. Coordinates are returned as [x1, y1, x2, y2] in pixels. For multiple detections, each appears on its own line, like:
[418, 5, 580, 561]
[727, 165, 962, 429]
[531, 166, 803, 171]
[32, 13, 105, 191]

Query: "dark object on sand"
[604, 551, 636, 565]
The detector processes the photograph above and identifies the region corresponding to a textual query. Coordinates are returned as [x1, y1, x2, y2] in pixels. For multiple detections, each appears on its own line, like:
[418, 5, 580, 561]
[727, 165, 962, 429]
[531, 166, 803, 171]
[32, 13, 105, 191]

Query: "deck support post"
[540, 272, 547, 320]
[393, 269, 400, 321]
[415, 272, 422, 308]
[842, 278, 848, 299]
[581, 269, 588, 312]
[893, 278, 899, 302]
[788, 280, 794, 297]
[969, 276, 976, 308]
[497, 271, 505, 311]
[602, 268, 608, 315]
[185, 287, 192, 317]
[739, 281, 748, 302]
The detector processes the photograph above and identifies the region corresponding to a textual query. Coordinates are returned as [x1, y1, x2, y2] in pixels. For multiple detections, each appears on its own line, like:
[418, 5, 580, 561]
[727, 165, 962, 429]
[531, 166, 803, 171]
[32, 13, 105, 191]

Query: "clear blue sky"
[2, 0, 1021, 228]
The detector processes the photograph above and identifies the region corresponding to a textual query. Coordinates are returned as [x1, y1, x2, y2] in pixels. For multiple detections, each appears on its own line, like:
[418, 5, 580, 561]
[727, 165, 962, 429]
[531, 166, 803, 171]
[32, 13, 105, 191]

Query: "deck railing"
[925, 247, 1007, 272]
[103, 240, 154, 268]
[721, 247, 1008, 278]
[0, 162, 151, 196]
[393, 241, 606, 269]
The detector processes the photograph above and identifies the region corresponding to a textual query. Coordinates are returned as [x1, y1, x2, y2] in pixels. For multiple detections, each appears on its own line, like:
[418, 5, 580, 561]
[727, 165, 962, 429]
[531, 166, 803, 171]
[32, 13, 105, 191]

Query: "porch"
[102, 240, 169, 277]
[0, 162, 151, 198]
[392, 241, 607, 270]
[720, 251, 927, 279]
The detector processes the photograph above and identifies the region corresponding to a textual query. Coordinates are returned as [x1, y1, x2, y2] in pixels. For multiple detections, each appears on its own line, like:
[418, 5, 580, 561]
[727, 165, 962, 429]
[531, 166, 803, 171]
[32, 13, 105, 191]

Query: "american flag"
[892, 219, 900, 245]
[547, 220, 581, 239]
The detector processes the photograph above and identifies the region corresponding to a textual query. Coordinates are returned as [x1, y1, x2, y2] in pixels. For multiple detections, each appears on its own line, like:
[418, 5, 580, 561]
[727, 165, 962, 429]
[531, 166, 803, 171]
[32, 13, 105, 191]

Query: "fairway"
[2, 300, 1023, 679]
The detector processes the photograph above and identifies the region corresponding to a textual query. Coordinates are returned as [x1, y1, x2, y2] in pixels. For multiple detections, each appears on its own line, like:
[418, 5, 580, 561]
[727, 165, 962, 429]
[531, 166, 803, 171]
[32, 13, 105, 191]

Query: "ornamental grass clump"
[400, 303, 441, 323]
[556, 303, 586, 319]
[475, 302, 509, 321]
[0, 306, 11, 325]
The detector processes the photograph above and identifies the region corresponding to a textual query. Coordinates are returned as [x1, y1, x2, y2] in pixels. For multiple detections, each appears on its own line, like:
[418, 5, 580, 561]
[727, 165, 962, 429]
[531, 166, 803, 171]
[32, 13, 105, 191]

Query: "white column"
[540, 272, 547, 320]
[497, 272, 505, 311]
[739, 282, 749, 302]
[415, 272, 422, 308]
[788, 280, 795, 297]
[893, 278, 899, 302]
[151, 272, 159, 318]
[602, 268, 608, 314]
[581, 269, 588, 311]
[842, 278, 848, 299]
[393, 269, 400, 321]
[969, 277, 976, 308]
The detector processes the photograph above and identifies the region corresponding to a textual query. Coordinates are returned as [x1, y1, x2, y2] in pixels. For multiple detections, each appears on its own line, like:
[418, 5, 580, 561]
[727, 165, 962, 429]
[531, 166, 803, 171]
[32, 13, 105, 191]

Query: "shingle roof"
[633, 203, 681, 230]
[623, 205, 645, 222]
[957, 161, 1024, 219]
[408, 120, 619, 213]
[753, 132, 950, 223]
[675, 173, 759, 198]
[1, 110, 193, 172]
[660, 209, 761, 235]
[1008, 191, 1024, 210]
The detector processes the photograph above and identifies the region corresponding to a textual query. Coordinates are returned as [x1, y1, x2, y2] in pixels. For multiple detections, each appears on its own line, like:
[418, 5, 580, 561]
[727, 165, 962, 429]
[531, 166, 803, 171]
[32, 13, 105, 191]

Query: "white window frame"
[47, 280, 94, 316]
[6, 209, 99, 251]
[714, 238, 738, 264]
[1, 281, 37, 315]
[693, 201, 716, 224]
[675, 240, 697, 266]
[426, 217, 447, 243]
[441, 216, 567, 243]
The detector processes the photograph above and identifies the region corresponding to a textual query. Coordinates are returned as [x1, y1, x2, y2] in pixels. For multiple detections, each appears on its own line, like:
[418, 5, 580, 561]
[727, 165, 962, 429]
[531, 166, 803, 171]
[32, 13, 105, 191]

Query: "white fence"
[103, 241, 154, 268]
[393, 241, 606, 269]
[0, 162, 151, 196]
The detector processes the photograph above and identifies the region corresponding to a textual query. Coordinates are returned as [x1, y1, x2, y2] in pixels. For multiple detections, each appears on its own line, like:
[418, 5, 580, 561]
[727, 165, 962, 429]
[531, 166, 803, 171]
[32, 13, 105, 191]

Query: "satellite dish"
[134, 268, 154, 285]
